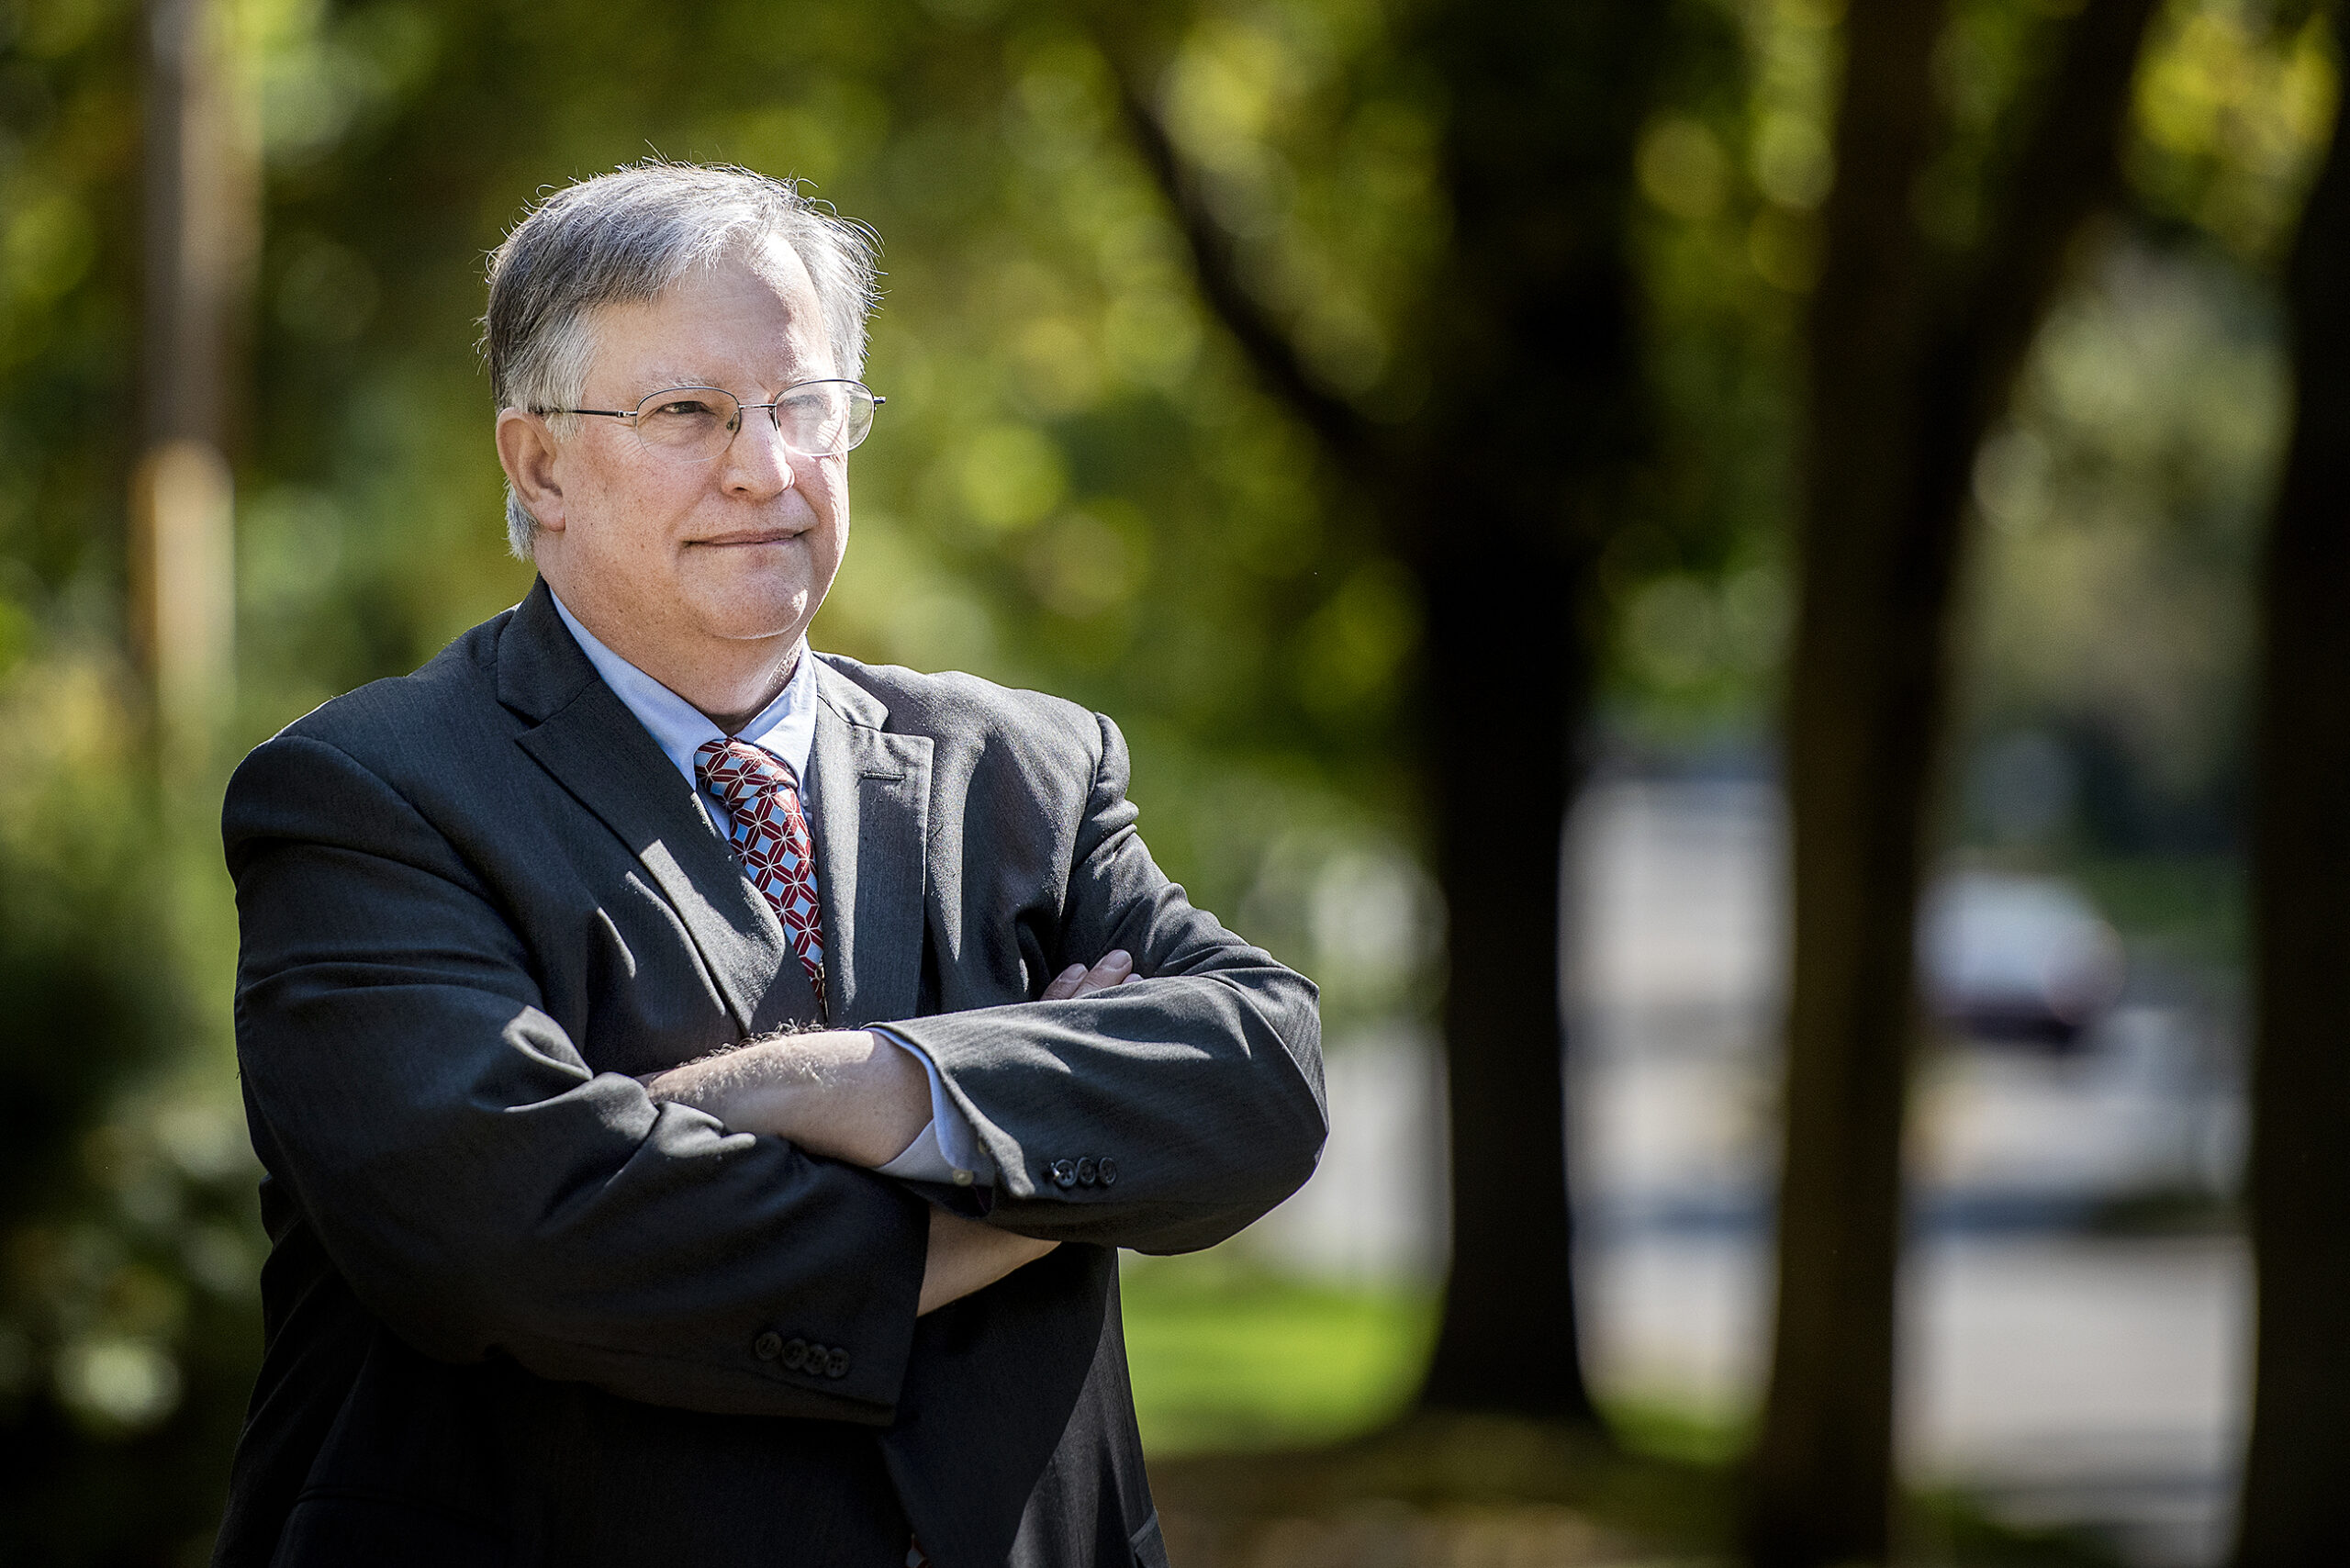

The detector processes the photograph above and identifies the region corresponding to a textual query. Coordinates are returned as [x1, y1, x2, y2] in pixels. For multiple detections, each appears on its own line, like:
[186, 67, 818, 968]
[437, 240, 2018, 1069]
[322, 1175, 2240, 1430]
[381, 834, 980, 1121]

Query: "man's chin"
[670, 557, 814, 633]
[690, 593, 818, 646]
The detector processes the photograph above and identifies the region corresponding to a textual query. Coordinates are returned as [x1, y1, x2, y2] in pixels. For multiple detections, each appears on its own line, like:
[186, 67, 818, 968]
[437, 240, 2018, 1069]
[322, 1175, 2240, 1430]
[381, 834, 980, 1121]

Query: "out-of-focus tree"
[130, 0, 254, 780]
[1092, 0, 1681, 1426]
[1746, 0, 2162, 1562]
[1955, 0, 2334, 870]
[0, 2, 266, 1559]
[2236, 6, 2350, 1561]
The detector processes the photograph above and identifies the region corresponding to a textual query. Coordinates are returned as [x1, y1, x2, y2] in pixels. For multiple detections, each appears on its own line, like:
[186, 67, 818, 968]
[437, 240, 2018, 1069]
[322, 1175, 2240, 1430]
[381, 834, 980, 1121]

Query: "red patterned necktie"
[695, 738, 827, 1018]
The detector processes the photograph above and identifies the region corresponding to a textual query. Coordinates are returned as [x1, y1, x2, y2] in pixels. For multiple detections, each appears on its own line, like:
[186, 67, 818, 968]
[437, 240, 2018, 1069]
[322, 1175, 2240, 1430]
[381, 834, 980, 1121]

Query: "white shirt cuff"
[870, 1026, 996, 1187]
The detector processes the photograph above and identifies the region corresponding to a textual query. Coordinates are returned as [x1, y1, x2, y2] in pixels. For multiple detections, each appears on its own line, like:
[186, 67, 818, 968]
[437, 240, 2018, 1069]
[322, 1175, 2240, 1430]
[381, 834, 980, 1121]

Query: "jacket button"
[781, 1338, 810, 1370]
[1050, 1159, 1078, 1189]
[754, 1331, 783, 1361]
[1097, 1157, 1118, 1187]
[1076, 1157, 1099, 1186]
[825, 1348, 851, 1379]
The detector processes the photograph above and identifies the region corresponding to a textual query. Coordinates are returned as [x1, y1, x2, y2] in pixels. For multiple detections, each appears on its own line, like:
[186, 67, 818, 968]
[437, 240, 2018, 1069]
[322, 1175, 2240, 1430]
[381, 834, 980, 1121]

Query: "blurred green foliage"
[1954, 1, 2335, 864]
[0, 671, 263, 1564]
[0, 1, 264, 1559]
[0, 0, 2337, 1558]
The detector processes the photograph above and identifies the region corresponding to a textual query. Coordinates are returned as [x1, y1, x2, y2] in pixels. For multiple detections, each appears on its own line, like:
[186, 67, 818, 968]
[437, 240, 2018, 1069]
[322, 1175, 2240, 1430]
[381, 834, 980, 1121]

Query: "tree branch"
[1949, 0, 2162, 444]
[1101, 49, 1379, 470]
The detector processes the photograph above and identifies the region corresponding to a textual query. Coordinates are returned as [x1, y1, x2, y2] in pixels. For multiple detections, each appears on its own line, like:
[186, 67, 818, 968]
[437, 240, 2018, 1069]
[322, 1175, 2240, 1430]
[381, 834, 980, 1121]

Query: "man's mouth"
[690, 529, 803, 548]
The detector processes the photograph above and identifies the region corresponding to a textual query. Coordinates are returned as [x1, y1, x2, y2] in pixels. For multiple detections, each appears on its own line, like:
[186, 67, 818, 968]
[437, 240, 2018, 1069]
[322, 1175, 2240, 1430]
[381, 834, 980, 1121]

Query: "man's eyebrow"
[626, 364, 819, 398]
[636, 367, 722, 393]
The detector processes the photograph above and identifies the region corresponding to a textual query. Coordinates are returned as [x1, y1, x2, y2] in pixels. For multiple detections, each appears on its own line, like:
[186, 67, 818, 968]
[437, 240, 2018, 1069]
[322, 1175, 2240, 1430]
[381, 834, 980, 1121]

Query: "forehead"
[586, 233, 831, 392]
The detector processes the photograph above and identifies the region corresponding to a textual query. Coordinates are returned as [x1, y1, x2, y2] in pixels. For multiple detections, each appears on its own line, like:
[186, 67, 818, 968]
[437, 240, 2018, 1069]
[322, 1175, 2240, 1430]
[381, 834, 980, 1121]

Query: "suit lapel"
[498, 581, 819, 1036]
[809, 662, 932, 1027]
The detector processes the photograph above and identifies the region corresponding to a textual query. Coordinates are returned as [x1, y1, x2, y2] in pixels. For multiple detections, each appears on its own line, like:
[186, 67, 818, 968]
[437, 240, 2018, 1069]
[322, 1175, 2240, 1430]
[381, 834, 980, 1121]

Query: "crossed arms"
[643, 951, 1141, 1315]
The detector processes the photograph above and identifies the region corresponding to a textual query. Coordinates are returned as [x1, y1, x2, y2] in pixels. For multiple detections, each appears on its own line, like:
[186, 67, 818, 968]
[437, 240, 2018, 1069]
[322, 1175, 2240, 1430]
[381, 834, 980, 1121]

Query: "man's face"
[530, 235, 850, 661]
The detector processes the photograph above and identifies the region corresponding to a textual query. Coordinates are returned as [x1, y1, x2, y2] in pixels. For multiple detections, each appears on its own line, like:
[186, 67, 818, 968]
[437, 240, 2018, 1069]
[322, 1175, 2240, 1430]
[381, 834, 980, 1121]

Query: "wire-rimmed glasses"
[546, 380, 882, 463]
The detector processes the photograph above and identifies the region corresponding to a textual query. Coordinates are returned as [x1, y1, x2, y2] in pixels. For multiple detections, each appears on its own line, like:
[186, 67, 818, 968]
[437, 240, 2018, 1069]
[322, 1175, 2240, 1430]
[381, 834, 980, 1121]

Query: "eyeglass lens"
[632, 384, 875, 461]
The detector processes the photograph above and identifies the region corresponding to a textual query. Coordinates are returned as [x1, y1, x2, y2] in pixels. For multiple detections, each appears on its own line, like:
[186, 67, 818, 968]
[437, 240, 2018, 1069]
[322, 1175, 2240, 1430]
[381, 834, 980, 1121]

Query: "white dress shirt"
[549, 591, 994, 1187]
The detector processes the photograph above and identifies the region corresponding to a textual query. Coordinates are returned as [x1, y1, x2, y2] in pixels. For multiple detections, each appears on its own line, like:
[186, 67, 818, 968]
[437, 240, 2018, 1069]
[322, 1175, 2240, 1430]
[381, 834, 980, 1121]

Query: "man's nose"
[722, 409, 799, 495]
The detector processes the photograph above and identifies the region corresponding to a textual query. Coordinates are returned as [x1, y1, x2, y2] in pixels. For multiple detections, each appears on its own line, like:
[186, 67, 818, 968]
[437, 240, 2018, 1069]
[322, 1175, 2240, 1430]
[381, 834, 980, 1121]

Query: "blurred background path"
[1199, 771, 2248, 1567]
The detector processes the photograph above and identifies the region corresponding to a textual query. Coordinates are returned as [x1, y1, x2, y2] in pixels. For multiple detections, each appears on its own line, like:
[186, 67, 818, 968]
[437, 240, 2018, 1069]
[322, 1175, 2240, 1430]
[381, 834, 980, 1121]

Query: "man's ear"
[497, 409, 567, 534]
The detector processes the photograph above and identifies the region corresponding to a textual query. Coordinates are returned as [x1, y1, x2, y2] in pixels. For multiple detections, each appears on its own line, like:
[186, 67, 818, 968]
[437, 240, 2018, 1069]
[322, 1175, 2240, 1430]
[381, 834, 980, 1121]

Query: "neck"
[676, 643, 802, 734]
[548, 582, 802, 734]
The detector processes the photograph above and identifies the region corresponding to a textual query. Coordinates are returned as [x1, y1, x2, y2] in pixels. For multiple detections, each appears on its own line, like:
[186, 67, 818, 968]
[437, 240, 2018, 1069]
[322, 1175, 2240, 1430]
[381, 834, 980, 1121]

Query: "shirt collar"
[548, 588, 818, 788]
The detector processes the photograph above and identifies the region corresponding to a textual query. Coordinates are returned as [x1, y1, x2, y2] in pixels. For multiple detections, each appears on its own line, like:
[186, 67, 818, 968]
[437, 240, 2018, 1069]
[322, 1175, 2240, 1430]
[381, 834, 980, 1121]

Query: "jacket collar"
[493, 577, 599, 722]
[807, 659, 932, 1028]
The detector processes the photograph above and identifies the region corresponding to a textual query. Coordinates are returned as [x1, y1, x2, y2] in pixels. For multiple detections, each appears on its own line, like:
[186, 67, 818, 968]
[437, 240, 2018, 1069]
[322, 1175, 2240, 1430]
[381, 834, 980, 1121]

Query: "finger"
[1069, 949, 1134, 998]
[1040, 962, 1090, 1002]
[1120, 972, 1142, 985]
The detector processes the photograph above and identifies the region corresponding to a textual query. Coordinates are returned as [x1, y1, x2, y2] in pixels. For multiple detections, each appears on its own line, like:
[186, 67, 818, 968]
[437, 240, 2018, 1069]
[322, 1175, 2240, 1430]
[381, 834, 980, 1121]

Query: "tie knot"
[695, 738, 797, 804]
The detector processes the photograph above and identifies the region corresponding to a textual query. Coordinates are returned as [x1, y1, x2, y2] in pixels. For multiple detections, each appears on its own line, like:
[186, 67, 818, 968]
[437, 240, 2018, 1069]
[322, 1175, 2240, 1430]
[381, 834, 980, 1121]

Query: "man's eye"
[652, 400, 718, 419]
[780, 392, 845, 429]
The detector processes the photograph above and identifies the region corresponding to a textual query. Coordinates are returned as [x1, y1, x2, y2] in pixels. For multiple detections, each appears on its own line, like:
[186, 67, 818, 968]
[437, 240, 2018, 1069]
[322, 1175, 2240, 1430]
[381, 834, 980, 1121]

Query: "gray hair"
[484, 160, 880, 558]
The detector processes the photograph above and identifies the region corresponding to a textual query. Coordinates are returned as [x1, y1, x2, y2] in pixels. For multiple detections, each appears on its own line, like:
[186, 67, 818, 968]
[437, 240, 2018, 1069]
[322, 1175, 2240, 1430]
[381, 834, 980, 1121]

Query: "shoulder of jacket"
[260, 610, 509, 766]
[815, 652, 1102, 760]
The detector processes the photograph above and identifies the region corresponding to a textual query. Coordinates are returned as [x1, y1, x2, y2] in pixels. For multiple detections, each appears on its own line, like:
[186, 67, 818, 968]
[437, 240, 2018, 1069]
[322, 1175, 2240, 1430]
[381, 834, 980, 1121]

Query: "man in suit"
[214, 161, 1326, 1568]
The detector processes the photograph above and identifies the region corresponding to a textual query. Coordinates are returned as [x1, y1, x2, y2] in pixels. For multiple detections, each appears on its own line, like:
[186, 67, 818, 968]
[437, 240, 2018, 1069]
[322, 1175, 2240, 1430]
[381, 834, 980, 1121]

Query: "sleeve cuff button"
[754, 1330, 784, 1361]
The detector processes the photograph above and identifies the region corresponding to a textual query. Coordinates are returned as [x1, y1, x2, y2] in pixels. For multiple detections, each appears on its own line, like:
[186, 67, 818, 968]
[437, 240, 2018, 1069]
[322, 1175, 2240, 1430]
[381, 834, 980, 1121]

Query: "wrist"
[755, 1029, 920, 1166]
[736, 1030, 873, 1147]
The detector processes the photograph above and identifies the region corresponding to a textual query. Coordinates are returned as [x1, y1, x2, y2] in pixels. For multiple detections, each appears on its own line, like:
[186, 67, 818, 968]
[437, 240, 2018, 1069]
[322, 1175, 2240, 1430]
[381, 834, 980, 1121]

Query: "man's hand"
[643, 1029, 931, 1168]
[1041, 948, 1139, 1000]
[919, 1209, 1058, 1315]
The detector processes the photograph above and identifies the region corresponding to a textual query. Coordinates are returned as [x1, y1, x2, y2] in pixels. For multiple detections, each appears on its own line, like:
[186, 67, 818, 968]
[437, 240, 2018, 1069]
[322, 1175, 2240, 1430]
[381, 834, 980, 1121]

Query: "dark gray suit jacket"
[214, 580, 1326, 1568]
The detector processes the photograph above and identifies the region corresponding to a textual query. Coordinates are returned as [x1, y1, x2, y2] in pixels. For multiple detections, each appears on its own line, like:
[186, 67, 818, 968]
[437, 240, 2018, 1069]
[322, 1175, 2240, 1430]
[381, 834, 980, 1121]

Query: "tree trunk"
[1405, 0, 1665, 1423]
[136, 0, 253, 773]
[1107, 0, 1669, 1425]
[1746, 6, 1953, 1551]
[1746, 0, 2158, 1560]
[1414, 548, 1595, 1419]
[2232, 36, 2350, 1565]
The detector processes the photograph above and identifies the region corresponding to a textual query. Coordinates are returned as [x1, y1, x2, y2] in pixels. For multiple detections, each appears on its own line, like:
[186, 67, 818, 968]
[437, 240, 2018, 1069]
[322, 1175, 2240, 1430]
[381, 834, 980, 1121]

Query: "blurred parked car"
[1920, 871, 2126, 1047]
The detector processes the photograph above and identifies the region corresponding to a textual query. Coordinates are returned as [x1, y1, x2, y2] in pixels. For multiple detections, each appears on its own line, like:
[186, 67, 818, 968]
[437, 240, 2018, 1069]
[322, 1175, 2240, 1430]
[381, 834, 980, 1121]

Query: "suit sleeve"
[879, 713, 1327, 1253]
[225, 732, 929, 1422]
